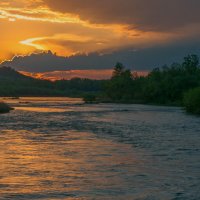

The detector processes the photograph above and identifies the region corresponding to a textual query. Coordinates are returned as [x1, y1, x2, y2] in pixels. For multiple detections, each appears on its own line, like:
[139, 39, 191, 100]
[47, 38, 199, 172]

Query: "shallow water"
[0, 98, 200, 200]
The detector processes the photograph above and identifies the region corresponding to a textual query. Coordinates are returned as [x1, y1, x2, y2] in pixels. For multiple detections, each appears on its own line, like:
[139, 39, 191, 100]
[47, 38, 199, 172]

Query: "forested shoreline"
[0, 54, 200, 114]
[100, 54, 200, 114]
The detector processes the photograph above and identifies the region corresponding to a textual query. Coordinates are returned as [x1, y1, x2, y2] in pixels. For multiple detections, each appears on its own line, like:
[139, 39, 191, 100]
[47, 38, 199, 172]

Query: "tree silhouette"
[183, 54, 199, 73]
[106, 63, 133, 101]
[112, 62, 125, 78]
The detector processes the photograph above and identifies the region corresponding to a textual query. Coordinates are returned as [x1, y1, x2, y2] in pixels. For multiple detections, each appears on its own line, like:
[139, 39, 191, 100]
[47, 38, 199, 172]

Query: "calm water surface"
[0, 97, 200, 200]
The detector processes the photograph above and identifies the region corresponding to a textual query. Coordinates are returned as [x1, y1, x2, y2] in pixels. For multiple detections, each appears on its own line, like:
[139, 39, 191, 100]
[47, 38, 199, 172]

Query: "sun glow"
[0, 6, 82, 24]
[0, 0, 184, 67]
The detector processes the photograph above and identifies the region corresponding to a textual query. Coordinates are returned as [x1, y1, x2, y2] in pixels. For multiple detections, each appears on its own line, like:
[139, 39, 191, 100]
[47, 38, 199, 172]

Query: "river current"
[0, 97, 200, 200]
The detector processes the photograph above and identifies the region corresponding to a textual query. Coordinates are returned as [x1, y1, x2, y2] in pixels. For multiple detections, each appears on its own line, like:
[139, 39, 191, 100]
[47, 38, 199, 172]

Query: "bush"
[183, 87, 200, 114]
[83, 94, 97, 103]
[0, 102, 13, 114]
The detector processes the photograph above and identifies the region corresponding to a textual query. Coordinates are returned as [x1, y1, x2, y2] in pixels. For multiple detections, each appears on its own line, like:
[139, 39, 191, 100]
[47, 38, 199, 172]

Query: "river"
[0, 97, 200, 200]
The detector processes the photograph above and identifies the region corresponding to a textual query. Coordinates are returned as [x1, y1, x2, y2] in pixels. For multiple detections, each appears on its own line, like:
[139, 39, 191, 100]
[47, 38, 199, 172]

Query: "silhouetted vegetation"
[183, 87, 200, 114]
[0, 102, 13, 114]
[1, 54, 200, 114]
[104, 55, 200, 109]
[0, 66, 105, 97]
[83, 94, 97, 103]
[105, 62, 134, 102]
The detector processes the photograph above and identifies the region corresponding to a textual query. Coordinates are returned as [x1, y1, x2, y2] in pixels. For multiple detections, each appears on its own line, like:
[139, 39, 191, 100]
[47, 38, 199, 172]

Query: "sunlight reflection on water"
[0, 98, 200, 200]
[0, 130, 142, 200]
[14, 107, 69, 112]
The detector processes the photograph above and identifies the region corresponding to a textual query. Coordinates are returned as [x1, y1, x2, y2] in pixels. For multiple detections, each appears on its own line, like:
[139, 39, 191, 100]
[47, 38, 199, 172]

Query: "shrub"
[0, 102, 13, 114]
[83, 94, 97, 103]
[183, 87, 200, 114]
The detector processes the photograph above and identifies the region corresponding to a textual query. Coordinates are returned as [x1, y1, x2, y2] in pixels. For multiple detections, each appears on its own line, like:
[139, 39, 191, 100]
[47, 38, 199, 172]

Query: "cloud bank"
[1, 38, 200, 73]
[0, 0, 200, 74]
[44, 0, 200, 31]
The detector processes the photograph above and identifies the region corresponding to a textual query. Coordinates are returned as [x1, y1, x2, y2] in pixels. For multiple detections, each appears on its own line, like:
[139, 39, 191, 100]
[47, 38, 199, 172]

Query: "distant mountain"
[0, 66, 55, 96]
[0, 66, 32, 79]
[0, 66, 105, 97]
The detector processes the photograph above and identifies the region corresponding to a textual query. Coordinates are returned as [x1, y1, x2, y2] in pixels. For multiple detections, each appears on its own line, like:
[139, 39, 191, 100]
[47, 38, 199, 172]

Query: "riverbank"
[1, 94, 199, 117]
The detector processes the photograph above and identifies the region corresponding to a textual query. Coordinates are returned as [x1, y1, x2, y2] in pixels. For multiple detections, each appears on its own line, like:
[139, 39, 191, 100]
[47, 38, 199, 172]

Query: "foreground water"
[0, 97, 200, 200]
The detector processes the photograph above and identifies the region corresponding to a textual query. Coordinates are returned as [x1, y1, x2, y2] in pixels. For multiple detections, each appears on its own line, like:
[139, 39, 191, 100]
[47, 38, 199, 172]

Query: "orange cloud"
[0, 0, 199, 67]
[0, 0, 177, 61]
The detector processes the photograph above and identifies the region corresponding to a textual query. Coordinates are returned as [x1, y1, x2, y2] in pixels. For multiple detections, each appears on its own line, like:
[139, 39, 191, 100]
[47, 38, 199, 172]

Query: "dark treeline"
[103, 54, 200, 114]
[0, 54, 200, 114]
[105, 55, 200, 104]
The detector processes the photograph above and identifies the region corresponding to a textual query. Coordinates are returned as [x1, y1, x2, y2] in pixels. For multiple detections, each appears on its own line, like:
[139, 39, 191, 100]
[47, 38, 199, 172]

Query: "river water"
[0, 98, 200, 200]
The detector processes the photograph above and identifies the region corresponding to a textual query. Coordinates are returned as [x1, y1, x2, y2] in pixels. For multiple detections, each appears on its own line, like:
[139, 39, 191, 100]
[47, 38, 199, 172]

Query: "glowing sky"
[0, 0, 200, 77]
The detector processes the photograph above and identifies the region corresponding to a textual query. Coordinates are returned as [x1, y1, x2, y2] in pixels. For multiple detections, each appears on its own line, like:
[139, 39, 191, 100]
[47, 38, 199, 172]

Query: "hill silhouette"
[0, 66, 32, 79]
[0, 66, 105, 97]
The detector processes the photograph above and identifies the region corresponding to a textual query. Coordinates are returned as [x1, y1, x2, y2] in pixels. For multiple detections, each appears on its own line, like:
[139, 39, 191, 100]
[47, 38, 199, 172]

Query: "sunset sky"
[0, 0, 200, 79]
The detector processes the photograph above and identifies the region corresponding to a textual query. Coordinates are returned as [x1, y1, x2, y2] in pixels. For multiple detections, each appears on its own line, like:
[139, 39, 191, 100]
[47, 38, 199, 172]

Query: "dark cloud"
[1, 39, 200, 73]
[44, 0, 200, 31]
